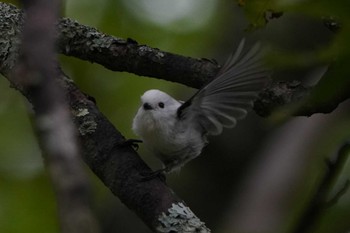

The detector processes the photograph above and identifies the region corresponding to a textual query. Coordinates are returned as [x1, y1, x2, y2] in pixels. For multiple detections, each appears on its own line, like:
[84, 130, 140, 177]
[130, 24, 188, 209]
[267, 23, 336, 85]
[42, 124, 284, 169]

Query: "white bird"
[132, 39, 270, 174]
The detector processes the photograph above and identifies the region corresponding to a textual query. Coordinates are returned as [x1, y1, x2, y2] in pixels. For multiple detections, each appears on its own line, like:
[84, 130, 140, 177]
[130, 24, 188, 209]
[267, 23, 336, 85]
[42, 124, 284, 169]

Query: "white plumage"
[132, 40, 270, 173]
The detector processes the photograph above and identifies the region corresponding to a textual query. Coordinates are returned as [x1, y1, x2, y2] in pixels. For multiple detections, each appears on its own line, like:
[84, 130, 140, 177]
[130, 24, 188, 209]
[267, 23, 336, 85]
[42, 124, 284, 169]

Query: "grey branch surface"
[57, 18, 219, 90]
[0, 2, 210, 232]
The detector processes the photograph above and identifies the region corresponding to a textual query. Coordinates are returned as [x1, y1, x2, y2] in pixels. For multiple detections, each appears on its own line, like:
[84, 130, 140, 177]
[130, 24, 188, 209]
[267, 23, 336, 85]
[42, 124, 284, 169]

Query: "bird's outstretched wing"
[177, 39, 271, 135]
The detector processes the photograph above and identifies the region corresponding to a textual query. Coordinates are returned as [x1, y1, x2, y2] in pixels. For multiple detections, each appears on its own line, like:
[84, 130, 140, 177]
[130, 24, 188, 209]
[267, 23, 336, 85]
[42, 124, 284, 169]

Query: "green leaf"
[237, 0, 282, 30]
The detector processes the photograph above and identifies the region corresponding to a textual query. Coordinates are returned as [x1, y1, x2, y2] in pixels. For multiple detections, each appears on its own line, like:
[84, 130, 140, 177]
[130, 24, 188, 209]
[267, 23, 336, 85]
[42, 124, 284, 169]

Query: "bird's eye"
[158, 102, 165, 108]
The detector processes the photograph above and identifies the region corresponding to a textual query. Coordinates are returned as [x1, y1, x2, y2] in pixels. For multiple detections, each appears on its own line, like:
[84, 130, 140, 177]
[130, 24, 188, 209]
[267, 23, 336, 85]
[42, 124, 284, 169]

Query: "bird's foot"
[122, 139, 143, 151]
[139, 169, 167, 183]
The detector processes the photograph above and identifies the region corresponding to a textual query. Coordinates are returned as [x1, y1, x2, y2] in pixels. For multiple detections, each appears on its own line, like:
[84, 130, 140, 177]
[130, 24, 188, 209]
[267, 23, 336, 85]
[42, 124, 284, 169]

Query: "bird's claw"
[122, 139, 143, 151]
[139, 169, 166, 183]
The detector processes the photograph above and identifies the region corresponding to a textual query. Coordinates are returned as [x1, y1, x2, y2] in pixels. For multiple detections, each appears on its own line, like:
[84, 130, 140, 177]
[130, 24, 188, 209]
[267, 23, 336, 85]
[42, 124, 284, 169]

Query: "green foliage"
[237, 0, 283, 30]
[241, 0, 350, 120]
[0, 0, 18, 6]
[0, 175, 59, 233]
[0, 78, 58, 233]
[275, 0, 350, 114]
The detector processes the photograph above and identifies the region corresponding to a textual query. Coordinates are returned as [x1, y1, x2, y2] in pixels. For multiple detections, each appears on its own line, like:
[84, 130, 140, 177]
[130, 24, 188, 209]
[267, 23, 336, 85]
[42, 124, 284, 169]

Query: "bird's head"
[140, 89, 180, 114]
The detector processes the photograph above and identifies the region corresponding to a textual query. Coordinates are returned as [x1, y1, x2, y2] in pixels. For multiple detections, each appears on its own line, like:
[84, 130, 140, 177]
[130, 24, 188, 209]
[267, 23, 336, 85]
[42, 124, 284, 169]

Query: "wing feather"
[178, 39, 270, 135]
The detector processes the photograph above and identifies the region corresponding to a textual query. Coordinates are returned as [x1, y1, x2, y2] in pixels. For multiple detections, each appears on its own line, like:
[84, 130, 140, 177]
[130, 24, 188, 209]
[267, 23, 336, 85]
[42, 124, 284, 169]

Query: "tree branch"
[253, 80, 311, 117]
[0, 2, 210, 232]
[11, 0, 99, 232]
[57, 18, 219, 89]
[1, 2, 349, 117]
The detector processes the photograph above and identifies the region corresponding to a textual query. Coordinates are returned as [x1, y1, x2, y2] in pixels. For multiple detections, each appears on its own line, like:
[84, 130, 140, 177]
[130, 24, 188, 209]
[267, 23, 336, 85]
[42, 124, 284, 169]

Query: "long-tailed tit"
[133, 39, 270, 174]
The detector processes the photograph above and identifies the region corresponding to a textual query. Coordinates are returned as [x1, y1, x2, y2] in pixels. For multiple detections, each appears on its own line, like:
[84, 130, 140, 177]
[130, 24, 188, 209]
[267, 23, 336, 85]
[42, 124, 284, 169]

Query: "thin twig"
[291, 142, 350, 233]
[326, 179, 350, 208]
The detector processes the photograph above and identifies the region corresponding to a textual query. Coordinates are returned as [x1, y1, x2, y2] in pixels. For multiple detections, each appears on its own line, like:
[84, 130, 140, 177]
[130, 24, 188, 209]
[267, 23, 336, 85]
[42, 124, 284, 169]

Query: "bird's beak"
[143, 102, 153, 110]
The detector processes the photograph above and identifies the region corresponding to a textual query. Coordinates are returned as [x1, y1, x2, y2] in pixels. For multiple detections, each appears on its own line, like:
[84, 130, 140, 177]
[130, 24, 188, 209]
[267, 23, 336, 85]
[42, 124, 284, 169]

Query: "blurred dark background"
[0, 0, 349, 233]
